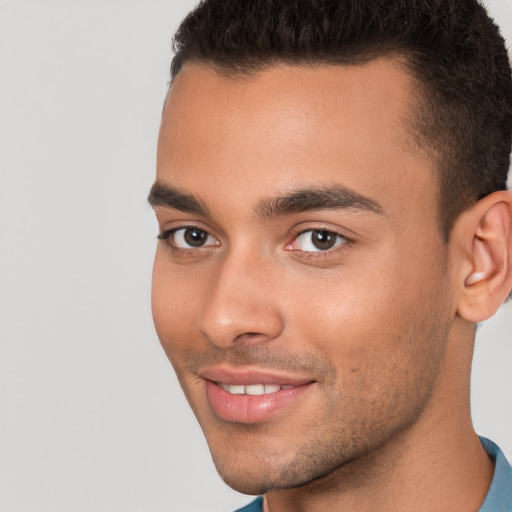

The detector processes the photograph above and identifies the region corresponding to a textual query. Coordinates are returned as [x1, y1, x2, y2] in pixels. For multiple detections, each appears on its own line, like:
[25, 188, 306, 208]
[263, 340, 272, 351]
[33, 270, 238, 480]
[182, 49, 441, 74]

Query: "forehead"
[157, 59, 437, 223]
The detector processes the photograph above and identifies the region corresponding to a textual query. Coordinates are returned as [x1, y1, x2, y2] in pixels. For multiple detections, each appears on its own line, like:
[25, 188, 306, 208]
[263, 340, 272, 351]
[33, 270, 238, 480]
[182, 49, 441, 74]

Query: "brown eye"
[182, 228, 209, 247]
[159, 227, 219, 249]
[310, 230, 338, 250]
[288, 229, 347, 252]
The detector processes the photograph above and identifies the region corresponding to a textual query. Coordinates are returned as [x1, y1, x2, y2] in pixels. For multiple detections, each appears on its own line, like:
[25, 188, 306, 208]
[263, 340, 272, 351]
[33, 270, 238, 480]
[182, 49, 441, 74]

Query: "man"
[148, 0, 512, 510]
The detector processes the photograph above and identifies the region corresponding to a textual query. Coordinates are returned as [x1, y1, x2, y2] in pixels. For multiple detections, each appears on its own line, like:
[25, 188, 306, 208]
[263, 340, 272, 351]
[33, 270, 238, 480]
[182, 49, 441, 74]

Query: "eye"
[287, 229, 348, 252]
[158, 227, 219, 249]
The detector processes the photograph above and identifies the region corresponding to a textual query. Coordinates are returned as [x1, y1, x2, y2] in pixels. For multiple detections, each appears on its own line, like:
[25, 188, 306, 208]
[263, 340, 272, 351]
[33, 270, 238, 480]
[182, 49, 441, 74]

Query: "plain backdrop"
[0, 1, 511, 511]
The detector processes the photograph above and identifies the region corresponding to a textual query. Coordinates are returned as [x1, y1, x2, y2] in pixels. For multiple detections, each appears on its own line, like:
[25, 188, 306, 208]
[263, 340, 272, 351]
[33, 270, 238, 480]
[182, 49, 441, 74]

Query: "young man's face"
[151, 59, 457, 494]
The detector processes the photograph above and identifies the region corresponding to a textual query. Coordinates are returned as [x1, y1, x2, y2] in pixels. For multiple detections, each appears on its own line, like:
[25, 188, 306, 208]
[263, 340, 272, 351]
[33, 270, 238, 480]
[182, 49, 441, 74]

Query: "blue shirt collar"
[479, 437, 512, 512]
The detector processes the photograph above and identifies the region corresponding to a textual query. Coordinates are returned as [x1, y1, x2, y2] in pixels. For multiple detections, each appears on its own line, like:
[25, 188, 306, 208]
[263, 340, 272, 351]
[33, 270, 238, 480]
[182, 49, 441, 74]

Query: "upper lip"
[199, 366, 315, 387]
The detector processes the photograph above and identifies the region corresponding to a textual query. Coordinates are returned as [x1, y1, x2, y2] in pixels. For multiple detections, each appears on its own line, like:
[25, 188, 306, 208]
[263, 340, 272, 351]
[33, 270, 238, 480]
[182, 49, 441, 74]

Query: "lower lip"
[204, 380, 314, 423]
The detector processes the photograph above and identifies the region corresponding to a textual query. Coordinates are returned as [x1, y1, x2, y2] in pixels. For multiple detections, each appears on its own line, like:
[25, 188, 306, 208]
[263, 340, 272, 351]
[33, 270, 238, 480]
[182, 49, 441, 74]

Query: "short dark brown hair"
[170, 0, 512, 240]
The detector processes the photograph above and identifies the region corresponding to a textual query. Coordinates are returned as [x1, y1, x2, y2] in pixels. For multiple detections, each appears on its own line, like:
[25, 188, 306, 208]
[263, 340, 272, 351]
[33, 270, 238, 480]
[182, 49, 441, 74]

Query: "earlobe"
[456, 191, 512, 323]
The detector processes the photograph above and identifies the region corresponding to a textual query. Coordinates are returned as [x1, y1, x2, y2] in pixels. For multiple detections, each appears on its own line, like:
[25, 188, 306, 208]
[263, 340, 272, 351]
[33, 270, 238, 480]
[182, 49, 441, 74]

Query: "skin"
[151, 59, 504, 511]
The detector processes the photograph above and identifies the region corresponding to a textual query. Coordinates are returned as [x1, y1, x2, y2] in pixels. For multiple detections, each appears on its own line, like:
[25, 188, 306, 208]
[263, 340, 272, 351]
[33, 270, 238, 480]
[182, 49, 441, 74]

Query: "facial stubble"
[171, 304, 450, 496]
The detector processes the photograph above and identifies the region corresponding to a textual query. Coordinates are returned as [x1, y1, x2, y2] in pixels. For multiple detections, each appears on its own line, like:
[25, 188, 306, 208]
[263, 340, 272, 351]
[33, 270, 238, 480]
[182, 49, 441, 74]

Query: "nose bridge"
[200, 247, 283, 347]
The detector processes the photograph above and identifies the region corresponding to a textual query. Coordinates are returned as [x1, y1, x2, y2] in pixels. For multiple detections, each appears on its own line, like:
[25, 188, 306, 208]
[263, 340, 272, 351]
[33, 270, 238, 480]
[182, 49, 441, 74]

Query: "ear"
[455, 190, 512, 323]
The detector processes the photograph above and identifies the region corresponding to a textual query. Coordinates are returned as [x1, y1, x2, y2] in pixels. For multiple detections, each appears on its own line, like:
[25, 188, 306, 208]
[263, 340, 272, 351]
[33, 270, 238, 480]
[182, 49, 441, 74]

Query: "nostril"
[233, 332, 268, 343]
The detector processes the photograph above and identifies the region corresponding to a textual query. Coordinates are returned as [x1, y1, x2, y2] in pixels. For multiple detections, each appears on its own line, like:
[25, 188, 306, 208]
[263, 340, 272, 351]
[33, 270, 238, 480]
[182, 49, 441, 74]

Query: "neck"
[265, 322, 494, 512]
[266, 421, 492, 512]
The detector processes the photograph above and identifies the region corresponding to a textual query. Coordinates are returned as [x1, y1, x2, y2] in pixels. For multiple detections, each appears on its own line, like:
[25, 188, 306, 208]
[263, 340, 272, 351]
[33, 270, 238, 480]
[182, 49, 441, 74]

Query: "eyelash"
[287, 228, 352, 255]
[157, 226, 353, 257]
[157, 226, 218, 254]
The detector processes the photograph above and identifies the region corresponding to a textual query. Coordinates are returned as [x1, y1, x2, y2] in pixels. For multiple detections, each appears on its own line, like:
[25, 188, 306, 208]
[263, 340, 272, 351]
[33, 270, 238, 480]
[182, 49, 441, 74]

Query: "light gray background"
[0, 1, 510, 511]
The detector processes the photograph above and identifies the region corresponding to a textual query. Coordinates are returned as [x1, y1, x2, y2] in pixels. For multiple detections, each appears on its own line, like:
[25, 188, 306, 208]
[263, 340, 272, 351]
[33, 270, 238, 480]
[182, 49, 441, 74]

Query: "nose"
[199, 251, 284, 348]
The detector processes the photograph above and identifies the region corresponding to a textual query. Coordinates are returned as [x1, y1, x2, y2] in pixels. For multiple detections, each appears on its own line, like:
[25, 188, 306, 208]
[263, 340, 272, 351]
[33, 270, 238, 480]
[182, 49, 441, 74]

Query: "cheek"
[151, 252, 200, 364]
[287, 253, 450, 394]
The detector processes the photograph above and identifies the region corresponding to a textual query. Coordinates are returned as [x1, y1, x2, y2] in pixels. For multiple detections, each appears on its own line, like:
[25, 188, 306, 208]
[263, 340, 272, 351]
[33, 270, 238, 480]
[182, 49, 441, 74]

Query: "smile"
[218, 383, 294, 395]
[199, 368, 316, 423]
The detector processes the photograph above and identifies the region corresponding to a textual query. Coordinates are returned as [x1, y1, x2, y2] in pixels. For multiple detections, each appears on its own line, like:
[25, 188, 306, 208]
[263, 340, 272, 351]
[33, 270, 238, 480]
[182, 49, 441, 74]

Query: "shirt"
[479, 437, 512, 512]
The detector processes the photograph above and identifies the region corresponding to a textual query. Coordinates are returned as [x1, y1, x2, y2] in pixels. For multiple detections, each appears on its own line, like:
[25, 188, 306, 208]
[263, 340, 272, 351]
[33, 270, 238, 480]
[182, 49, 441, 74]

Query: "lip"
[200, 366, 316, 423]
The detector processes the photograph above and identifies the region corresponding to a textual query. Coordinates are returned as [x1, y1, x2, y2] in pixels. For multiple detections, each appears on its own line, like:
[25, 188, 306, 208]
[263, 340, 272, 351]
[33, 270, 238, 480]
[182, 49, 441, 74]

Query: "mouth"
[199, 367, 316, 423]
[217, 383, 293, 395]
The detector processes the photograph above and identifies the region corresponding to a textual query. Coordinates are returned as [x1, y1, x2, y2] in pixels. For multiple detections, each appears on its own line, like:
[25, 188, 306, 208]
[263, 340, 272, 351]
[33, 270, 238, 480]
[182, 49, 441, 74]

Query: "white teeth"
[219, 383, 285, 395]
[245, 384, 265, 395]
[229, 385, 246, 395]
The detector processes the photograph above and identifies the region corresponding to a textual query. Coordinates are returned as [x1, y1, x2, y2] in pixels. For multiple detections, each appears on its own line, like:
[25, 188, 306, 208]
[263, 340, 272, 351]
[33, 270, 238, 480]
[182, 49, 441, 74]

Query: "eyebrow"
[256, 185, 385, 220]
[147, 182, 210, 216]
[147, 182, 384, 219]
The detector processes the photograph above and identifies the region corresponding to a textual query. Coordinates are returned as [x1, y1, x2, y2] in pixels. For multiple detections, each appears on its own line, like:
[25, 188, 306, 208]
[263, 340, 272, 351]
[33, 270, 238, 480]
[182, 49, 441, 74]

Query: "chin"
[207, 436, 356, 495]
[213, 461, 296, 495]
[219, 473, 272, 496]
